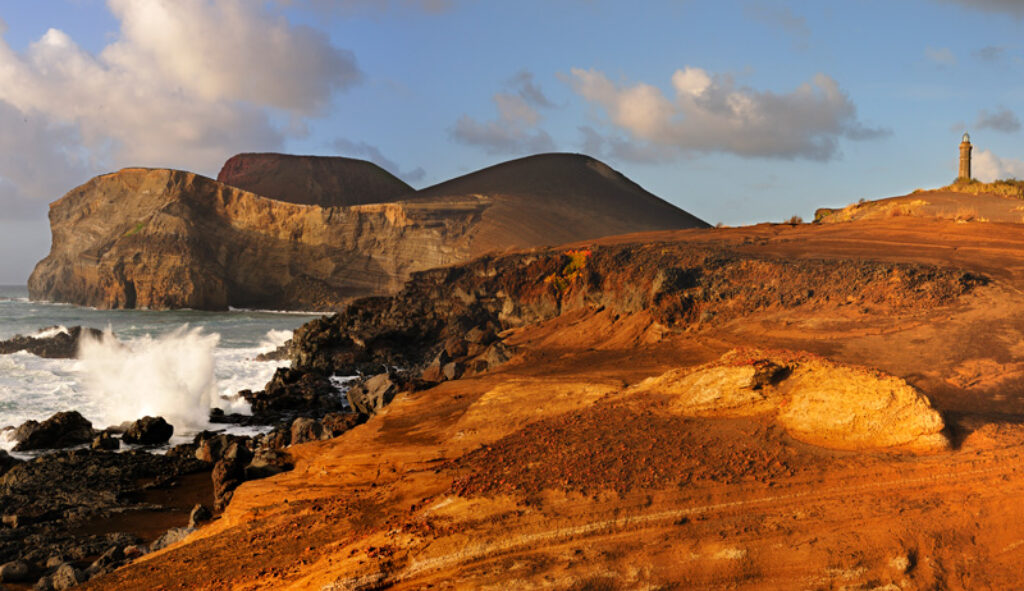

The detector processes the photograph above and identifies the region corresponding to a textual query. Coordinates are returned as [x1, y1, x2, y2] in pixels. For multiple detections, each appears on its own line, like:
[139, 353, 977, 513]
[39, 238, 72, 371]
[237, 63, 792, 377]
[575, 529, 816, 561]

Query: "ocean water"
[0, 284, 324, 454]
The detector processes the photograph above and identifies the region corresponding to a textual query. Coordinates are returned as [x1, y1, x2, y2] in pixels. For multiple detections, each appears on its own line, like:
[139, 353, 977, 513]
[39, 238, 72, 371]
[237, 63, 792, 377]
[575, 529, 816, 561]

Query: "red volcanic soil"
[217, 152, 413, 207]
[83, 216, 1024, 590]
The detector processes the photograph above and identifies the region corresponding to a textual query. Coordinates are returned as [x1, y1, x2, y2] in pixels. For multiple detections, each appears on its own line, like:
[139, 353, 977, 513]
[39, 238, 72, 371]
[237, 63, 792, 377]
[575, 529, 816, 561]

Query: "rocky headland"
[28, 153, 708, 310]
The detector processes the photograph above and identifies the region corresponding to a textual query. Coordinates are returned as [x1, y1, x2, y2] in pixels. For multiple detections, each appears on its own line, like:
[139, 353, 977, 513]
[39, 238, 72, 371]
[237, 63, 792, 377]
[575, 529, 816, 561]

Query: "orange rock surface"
[81, 216, 1024, 590]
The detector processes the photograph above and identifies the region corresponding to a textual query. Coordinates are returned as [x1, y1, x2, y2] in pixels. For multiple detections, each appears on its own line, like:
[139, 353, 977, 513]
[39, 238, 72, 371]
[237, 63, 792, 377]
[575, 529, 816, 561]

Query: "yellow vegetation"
[943, 178, 1024, 199]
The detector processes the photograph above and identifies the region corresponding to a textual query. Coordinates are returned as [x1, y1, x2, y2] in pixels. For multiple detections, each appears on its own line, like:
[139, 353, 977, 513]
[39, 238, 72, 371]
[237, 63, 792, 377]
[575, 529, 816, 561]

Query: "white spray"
[78, 326, 221, 431]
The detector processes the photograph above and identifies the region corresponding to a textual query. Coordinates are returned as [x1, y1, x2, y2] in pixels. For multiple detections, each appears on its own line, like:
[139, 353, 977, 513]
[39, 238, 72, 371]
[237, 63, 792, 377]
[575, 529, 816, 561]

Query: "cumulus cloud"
[451, 70, 556, 155]
[976, 107, 1021, 133]
[925, 46, 956, 67]
[973, 149, 1024, 182]
[567, 66, 887, 162]
[0, 0, 359, 181]
[331, 138, 426, 184]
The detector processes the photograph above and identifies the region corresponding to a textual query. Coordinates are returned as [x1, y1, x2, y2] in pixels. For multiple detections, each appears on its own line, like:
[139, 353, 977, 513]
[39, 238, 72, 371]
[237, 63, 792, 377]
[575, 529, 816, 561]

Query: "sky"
[2, 0, 1024, 283]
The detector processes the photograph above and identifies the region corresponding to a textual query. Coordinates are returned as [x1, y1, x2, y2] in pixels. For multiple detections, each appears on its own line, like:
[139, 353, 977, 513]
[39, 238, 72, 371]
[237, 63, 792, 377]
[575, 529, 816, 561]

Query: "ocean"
[0, 284, 323, 456]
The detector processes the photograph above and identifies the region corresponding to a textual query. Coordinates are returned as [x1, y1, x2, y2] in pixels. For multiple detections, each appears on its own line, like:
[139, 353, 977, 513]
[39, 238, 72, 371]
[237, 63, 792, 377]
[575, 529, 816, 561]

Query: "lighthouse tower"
[959, 132, 972, 181]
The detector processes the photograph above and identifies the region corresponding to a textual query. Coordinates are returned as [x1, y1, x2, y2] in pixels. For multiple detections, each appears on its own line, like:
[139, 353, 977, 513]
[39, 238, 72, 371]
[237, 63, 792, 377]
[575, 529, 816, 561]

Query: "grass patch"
[123, 221, 146, 237]
[943, 177, 1024, 199]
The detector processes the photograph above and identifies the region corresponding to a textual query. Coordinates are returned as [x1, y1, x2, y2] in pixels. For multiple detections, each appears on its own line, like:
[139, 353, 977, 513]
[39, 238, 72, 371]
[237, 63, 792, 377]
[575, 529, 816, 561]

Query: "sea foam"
[79, 326, 224, 431]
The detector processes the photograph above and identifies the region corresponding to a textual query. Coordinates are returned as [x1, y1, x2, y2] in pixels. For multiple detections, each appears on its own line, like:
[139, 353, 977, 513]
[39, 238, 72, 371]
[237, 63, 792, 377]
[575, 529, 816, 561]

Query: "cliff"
[29, 154, 708, 310]
[216, 153, 413, 207]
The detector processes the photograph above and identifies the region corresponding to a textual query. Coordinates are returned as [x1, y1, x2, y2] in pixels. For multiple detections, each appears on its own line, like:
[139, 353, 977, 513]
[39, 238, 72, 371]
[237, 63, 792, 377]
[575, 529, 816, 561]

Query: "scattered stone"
[347, 373, 400, 416]
[150, 528, 195, 552]
[122, 545, 145, 559]
[188, 504, 212, 528]
[12, 411, 94, 451]
[33, 575, 54, 590]
[45, 556, 64, 569]
[121, 416, 173, 445]
[290, 417, 323, 445]
[50, 563, 82, 590]
[0, 560, 30, 582]
[91, 432, 119, 451]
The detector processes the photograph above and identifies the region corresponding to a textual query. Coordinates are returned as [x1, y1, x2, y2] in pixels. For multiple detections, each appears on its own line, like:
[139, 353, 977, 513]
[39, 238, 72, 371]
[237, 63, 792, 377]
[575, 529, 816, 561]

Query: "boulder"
[242, 369, 343, 416]
[194, 433, 249, 464]
[50, 564, 82, 591]
[347, 373, 400, 416]
[121, 416, 173, 445]
[91, 432, 119, 451]
[633, 349, 950, 453]
[150, 527, 195, 552]
[12, 411, 93, 451]
[212, 442, 254, 511]
[290, 417, 323, 445]
[0, 560, 30, 583]
[244, 449, 293, 480]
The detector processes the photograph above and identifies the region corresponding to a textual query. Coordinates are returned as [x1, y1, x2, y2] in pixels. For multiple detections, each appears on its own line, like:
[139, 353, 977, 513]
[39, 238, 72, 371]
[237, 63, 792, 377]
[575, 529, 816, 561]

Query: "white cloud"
[0, 0, 360, 179]
[568, 66, 887, 162]
[451, 70, 556, 155]
[0, 0, 363, 283]
[973, 149, 1024, 182]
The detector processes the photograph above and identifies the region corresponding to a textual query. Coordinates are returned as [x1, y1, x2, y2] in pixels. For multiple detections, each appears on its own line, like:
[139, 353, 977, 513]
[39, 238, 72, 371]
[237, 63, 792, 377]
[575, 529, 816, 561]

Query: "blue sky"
[1, 0, 1024, 283]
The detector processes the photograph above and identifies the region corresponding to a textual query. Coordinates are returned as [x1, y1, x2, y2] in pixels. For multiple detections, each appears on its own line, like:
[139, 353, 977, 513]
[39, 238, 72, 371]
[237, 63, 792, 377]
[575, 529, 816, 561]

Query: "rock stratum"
[28, 153, 708, 310]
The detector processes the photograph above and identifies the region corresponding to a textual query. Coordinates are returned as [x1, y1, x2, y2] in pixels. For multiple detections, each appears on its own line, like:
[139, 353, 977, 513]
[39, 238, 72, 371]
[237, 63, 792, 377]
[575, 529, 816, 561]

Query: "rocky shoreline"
[0, 236, 990, 589]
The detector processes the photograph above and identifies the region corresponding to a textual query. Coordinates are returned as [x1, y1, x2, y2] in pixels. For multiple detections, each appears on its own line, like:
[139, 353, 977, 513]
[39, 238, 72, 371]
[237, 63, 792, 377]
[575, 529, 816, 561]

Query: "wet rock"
[194, 433, 249, 464]
[242, 369, 343, 416]
[50, 563, 82, 590]
[259, 427, 291, 451]
[347, 373, 399, 416]
[90, 432, 119, 451]
[0, 326, 103, 359]
[212, 442, 253, 511]
[290, 417, 323, 445]
[122, 545, 145, 559]
[121, 416, 173, 445]
[33, 575, 54, 590]
[0, 560, 30, 582]
[151, 527, 195, 552]
[188, 504, 212, 528]
[12, 411, 94, 452]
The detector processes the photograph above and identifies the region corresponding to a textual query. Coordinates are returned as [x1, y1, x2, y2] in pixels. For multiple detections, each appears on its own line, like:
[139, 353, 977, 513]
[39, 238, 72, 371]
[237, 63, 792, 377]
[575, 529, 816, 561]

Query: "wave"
[78, 326, 223, 431]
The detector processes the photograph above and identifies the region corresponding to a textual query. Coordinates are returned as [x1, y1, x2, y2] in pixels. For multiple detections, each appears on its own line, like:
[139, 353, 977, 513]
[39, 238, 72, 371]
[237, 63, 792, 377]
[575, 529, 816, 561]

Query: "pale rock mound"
[630, 350, 948, 453]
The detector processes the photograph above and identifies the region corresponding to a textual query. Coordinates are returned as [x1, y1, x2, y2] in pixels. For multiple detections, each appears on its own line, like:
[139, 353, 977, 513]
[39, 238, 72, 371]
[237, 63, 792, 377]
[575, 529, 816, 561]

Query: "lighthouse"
[959, 132, 972, 181]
